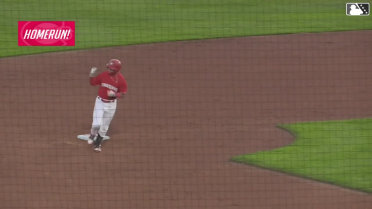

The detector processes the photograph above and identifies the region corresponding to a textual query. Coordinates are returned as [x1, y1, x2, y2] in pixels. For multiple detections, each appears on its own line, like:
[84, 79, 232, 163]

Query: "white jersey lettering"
[101, 83, 118, 91]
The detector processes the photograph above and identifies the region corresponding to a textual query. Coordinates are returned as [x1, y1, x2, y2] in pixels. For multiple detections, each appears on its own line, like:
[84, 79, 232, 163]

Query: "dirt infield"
[1, 31, 371, 209]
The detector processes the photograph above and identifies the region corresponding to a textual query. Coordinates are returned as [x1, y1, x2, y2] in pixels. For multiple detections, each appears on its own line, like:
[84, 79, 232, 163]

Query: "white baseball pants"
[91, 97, 117, 137]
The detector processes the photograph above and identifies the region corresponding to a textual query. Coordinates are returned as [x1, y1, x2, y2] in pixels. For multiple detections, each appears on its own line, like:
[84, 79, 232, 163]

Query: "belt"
[97, 96, 115, 103]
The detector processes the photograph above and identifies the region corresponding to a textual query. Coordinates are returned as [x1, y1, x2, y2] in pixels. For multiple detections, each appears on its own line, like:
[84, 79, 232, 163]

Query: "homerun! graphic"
[18, 21, 75, 46]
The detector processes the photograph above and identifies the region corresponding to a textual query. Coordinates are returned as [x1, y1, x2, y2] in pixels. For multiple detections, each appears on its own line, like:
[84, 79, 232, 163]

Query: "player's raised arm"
[89, 67, 101, 85]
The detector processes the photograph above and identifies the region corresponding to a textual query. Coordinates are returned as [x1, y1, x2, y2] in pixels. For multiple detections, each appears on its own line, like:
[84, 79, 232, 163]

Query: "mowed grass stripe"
[0, 0, 371, 57]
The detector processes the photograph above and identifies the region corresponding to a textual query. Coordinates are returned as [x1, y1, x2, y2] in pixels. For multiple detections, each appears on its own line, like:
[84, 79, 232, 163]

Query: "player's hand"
[89, 67, 100, 77]
[107, 90, 116, 97]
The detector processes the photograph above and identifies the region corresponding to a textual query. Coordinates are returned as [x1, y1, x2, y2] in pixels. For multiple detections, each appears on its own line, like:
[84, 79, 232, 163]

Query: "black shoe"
[93, 144, 102, 152]
[93, 134, 103, 152]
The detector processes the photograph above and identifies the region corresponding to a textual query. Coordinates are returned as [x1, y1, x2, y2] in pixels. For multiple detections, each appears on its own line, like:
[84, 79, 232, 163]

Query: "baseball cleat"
[93, 134, 103, 152]
[93, 145, 102, 152]
[87, 134, 95, 145]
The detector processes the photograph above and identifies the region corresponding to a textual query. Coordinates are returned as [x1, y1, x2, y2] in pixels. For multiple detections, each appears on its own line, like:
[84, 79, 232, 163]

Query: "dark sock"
[94, 134, 103, 147]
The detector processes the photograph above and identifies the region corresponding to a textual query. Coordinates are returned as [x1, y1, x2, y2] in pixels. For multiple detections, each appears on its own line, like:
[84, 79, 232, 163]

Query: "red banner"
[18, 21, 75, 46]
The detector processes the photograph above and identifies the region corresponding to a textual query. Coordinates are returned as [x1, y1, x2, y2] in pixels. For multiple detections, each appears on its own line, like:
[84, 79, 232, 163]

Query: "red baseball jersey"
[90, 71, 128, 100]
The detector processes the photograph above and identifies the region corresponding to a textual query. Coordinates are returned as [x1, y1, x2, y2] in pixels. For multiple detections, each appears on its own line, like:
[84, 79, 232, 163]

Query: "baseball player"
[88, 58, 128, 152]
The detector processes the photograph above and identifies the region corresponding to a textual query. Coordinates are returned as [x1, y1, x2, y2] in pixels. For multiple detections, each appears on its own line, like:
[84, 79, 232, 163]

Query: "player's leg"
[98, 101, 117, 137]
[94, 101, 117, 152]
[89, 97, 104, 144]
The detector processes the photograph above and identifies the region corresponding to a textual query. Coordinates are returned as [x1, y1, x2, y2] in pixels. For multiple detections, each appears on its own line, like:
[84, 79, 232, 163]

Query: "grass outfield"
[1, 0, 372, 57]
[231, 118, 372, 193]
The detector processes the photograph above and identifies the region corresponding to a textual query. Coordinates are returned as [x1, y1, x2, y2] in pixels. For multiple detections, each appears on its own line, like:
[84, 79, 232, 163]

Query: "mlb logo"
[346, 3, 370, 16]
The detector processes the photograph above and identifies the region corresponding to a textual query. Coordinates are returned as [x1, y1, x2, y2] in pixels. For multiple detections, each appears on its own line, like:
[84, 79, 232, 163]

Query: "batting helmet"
[106, 59, 122, 73]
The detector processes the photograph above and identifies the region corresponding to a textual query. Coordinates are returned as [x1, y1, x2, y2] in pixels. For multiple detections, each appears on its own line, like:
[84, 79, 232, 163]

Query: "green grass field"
[231, 118, 372, 193]
[1, 0, 371, 57]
